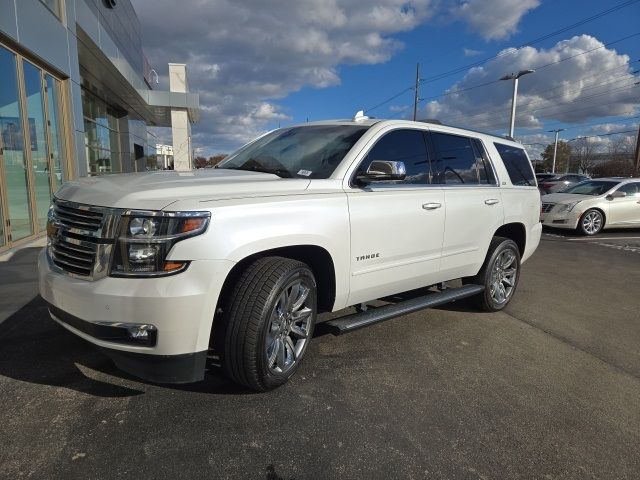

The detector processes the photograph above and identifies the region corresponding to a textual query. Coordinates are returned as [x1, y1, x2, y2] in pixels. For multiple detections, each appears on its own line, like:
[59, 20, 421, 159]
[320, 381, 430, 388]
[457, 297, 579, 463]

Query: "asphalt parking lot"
[1, 230, 639, 480]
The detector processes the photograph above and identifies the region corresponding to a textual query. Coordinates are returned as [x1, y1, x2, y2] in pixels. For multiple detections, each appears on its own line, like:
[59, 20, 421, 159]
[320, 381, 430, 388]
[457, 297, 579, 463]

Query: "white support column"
[169, 63, 192, 171]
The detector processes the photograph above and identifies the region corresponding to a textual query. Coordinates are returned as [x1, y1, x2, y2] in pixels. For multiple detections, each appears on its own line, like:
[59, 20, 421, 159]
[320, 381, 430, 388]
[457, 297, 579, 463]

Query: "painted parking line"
[565, 236, 640, 241]
[591, 242, 640, 254]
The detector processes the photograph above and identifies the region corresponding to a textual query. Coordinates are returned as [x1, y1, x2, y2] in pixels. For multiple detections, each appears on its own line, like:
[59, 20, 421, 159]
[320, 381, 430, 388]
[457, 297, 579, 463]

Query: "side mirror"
[356, 160, 406, 184]
[607, 190, 627, 200]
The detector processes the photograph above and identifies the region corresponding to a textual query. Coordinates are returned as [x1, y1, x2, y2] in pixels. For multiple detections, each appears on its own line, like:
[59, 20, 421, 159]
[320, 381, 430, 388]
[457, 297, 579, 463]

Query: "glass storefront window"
[0, 47, 34, 241]
[82, 89, 121, 175]
[23, 61, 52, 231]
[0, 43, 68, 249]
[45, 75, 64, 185]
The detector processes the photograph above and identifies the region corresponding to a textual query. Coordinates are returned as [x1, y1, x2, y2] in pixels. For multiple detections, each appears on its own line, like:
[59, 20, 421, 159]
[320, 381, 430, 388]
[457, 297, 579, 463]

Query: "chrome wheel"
[489, 249, 518, 305]
[265, 279, 313, 374]
[581, 210, 602, 235]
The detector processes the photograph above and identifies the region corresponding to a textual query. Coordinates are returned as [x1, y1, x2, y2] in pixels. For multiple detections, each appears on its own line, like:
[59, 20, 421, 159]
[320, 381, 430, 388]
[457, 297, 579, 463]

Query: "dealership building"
[0, 0, 199, 252]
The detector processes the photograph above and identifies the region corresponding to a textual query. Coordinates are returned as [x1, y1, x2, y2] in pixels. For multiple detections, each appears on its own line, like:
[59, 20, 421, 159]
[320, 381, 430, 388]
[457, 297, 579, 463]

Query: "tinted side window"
[431, 132, 480, 184]
[357, 129, 429, 184]
[472, 139, 496, 185]
[618, 182, 640, 196]
[493, 143, 535, 186]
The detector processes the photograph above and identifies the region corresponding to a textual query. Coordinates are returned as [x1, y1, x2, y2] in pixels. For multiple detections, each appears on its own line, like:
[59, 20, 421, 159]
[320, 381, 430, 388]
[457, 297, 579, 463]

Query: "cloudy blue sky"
[131, 0, 640, 158]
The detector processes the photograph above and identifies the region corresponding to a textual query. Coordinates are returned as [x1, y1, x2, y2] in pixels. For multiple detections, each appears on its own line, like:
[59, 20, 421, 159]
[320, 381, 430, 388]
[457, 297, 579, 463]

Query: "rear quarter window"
[493, 143, 535, 186]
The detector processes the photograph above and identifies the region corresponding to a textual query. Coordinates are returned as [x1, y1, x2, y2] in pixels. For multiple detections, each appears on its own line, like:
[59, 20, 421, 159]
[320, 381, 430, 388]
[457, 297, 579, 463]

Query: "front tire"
[578, 209, 604, 236]
[222, 257, 316, 391]
[465, 237, 521, 312]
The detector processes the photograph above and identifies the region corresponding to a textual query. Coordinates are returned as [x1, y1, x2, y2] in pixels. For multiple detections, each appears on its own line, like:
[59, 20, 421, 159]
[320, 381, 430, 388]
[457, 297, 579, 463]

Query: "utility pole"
[634, 123, 640, 173]
[413, 63, 420, 121]
[549, 128, 565, 173]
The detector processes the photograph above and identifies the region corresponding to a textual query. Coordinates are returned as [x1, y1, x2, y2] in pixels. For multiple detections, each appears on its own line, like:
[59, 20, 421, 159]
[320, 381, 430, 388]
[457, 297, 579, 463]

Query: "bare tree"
[607, 135, 635, 162]
[571, 138, 597, 175]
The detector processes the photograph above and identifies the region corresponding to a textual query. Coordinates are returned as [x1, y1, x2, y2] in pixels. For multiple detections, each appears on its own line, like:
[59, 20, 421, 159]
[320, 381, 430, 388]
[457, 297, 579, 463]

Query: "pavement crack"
[502, 309, 640, 382]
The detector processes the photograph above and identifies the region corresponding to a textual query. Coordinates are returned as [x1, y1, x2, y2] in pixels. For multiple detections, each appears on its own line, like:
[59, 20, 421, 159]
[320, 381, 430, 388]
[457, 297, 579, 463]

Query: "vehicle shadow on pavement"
[0, 296, 146, 398]
[0, 296, 259, 397]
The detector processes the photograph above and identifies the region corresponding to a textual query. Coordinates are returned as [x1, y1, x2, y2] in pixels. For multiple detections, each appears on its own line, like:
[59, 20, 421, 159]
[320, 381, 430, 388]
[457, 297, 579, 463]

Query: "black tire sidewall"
[256, 266, 317, 389]
[480, 239, 521, 312]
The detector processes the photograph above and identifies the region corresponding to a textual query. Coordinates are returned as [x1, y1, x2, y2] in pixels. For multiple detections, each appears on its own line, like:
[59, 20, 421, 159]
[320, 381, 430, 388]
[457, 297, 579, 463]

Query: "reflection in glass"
[45, 74, 64, 186]
[82, 89, 121, 174]
[0, 47, 33, 241]
[23, 61, 51, 231]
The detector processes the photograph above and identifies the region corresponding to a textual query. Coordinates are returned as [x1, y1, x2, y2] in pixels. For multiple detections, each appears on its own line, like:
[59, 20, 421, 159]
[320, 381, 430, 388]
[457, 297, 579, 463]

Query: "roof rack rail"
[417, 119, 442, 125]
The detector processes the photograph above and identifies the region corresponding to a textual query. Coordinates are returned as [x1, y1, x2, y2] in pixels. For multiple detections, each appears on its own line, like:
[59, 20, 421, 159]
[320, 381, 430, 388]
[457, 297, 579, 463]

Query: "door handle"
[422, 202, 442, 210]
[485, 199, 500, 205]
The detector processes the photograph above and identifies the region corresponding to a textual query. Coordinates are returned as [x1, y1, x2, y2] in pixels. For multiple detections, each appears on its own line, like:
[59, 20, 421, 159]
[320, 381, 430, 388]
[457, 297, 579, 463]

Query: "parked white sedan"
[540, 177, 640, 235]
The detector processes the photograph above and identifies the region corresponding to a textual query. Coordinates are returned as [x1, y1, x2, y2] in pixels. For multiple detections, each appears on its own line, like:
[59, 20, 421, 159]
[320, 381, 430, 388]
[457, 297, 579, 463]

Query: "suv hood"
[55, 169, 311, 210]
[541, 193, 598, 204]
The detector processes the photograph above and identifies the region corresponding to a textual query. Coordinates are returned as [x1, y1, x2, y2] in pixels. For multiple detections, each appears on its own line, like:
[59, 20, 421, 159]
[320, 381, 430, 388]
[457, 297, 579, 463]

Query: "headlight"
[556, 202, 580, 213]
[110, 211, 210, 277]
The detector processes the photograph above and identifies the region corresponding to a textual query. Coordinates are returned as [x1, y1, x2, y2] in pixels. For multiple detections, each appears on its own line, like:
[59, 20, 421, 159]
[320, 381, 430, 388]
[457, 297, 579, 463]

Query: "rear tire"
[221, 257, 317, 391]
[464, 237, 521, 312]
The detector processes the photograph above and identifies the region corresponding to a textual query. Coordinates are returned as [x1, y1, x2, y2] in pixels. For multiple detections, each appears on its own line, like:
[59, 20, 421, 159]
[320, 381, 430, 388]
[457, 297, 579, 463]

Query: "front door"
[346, 128, 445, 305]
[608, 182, 640, 226]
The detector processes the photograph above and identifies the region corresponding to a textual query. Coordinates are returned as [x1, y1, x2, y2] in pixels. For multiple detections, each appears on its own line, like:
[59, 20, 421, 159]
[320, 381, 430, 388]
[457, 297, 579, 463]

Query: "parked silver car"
[540, 178, 640, 235]
[539, 173, 590, 194]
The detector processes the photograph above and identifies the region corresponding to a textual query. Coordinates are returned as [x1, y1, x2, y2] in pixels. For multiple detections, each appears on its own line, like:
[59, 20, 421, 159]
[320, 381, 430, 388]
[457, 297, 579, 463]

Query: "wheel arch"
[493, 222, 526, 257]
[209, 245, 337, 351]
[581, 206, 607, 229]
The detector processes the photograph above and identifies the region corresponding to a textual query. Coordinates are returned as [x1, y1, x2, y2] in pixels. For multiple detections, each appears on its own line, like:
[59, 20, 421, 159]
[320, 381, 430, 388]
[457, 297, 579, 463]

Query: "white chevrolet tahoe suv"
[39, 117, 541, 391]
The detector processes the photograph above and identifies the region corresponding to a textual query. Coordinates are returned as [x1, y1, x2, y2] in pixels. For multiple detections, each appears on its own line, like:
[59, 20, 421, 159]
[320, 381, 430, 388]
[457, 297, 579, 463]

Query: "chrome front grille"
[49, 236, 96, 277]
[541, 202, 555, 213]
[53, 202, 103, 232]
[47, 199, 121, 280]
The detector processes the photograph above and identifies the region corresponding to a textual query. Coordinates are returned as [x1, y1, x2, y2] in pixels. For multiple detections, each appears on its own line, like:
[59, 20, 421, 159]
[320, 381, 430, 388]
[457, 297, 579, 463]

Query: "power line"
[427, 34, 640, 114]
[364, 86, 413, 114]
[568, 129, 637, 140]
[544, 115, 640, 131]
[420, 0, 640, 84]
[430, 78, 639, 126]
[363, 0, 640, 114]
[422, 69, 638, 122]
[441, 92, 639, 133]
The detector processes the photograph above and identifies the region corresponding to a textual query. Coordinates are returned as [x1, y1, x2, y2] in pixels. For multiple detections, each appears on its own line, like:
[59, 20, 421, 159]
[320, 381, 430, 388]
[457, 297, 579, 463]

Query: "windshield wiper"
[221, 165, 292, 178]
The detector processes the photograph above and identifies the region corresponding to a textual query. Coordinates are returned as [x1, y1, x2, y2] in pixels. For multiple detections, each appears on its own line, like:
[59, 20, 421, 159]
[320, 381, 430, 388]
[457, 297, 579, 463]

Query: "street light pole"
[500, 69, 535, 138]
[413, 63, 420, 121]
[509, 77, 519, 138]
[549, 128, 565, 173]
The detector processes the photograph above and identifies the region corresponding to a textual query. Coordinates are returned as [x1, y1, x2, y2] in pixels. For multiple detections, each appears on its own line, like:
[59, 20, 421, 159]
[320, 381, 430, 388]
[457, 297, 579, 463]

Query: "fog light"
[127, 324, 157, 344]
[128, 245, 158, 263]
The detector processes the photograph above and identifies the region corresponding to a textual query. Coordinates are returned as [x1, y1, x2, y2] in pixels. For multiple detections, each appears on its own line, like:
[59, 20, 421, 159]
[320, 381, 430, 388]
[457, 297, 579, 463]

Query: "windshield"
[562, 180, 618, 195]
[217, 125, 369, 179]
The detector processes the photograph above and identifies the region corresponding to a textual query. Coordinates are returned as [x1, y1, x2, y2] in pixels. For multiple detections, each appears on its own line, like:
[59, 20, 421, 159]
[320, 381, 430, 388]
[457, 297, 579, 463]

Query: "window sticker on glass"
[297, 169, 312, 177]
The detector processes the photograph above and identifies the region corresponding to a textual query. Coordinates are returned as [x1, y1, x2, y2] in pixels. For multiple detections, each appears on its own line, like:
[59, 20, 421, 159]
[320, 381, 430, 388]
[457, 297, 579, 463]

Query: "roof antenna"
[353, 110, 369, 122]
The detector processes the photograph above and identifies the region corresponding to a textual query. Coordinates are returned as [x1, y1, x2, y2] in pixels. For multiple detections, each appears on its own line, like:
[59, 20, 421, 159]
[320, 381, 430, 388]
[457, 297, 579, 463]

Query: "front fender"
[168, 193, 352, 310]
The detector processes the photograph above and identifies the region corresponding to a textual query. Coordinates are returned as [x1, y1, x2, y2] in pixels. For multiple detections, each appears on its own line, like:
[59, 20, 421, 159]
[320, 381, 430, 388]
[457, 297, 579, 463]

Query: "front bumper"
[540, 210, 581, 230]
[38, 249, 234, 383]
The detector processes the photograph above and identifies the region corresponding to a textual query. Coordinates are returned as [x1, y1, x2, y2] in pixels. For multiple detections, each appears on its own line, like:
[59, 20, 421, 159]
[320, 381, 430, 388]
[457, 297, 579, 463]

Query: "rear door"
[428, 131, 504, 280]
[608, 181, 640, 226]
[346, 128, 445, 305]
